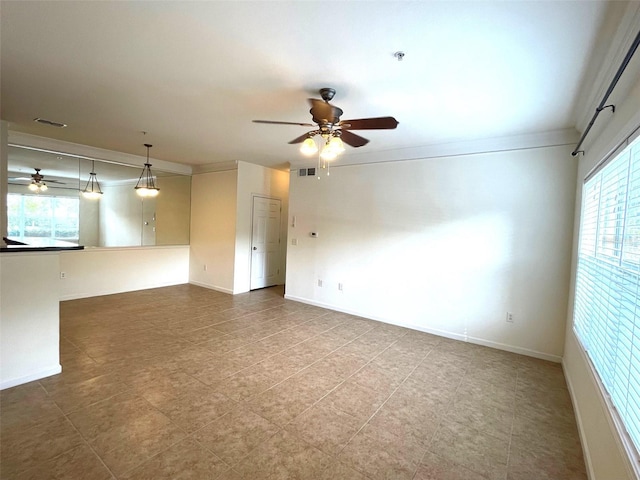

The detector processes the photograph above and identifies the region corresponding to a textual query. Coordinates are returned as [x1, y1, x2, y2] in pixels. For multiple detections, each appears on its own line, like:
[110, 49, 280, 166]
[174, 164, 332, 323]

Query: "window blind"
[574, 134, 640, 453]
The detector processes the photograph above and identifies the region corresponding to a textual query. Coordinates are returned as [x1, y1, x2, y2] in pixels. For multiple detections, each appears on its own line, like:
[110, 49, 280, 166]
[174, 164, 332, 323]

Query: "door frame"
[249, 194, 282, 290]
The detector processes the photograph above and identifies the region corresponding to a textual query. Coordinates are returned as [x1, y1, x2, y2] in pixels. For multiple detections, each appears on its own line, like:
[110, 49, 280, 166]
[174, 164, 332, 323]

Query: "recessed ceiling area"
[0, 1, 612, 169]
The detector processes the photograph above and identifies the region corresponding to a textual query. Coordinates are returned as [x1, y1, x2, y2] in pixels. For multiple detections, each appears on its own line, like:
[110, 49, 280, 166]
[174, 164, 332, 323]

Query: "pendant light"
[135, 143, 160, 197]
[81, 160, 103, 199]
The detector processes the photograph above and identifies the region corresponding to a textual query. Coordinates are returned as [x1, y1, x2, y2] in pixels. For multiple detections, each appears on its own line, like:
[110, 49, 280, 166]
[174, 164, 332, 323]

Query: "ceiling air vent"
[33, 117, 67, 128]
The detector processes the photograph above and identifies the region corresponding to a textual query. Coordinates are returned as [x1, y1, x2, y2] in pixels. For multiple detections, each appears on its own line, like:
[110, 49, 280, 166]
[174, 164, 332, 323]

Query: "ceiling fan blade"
[253, 120, 314, 127]
[340, 117, 399, 130]
[309, 99, 343, 124]
[340, 130, 369, 148]
[288, 133, 313, 145]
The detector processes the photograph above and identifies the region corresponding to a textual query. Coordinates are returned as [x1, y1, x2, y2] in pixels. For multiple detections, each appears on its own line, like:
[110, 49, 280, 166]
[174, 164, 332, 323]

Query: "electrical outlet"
[506, 312, 514, 323]
[60, 272, 66, 279]
[317, 279, 323, 287]
[291, 238, 298, 246]
[203, 264, 207, 271]
[338, 283, 343, 292]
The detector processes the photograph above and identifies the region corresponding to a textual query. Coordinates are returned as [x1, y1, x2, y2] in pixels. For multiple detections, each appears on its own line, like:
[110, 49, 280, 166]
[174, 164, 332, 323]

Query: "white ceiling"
[1, 1, 610, 170]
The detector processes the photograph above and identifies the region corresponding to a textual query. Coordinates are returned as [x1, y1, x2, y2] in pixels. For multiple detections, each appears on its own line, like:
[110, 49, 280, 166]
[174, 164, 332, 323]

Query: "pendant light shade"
[82, 160, 103, 199]
[135, 144, 160, 197]
[300, 137, 318, 156]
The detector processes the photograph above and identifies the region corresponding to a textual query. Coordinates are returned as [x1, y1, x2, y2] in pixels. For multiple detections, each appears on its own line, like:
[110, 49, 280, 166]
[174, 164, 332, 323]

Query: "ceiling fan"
[9, 168, 66, 191]
[252, 88, 399, 150]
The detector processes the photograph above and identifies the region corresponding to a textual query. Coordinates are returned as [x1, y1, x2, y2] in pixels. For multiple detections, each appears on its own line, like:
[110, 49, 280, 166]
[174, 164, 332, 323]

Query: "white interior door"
[250, 196, 281, 290]
[141, 198, 156, 246]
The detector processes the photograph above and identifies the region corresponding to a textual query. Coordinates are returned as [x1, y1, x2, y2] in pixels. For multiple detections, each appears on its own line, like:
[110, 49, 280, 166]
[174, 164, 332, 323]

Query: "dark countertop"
[1, 244, 85, 253]
[1, 237, 85, 253]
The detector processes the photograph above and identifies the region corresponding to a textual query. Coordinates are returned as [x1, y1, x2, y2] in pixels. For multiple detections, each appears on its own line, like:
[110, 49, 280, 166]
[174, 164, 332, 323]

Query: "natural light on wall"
[574, 132, 640, 456]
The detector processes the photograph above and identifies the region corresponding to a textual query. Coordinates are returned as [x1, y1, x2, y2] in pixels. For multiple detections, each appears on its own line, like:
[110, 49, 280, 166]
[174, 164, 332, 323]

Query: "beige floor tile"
[1, 285, 587, 480]
[349, 363, 408, 395]
[121, 437, 230, 480]
[216, 368, 281, 401]
[508, 445, 587, 480]
[453, 376, 516, 411]
[0, 414, 86, 479]
[151, 387, 236, 433]
[251, 353, 305, 380]
[192, 404, 280, 465]
[189, 356, 250, 386]
[233, 430, 332, 479]
[428, 418, 509, 480]
[444, 400, 514, 441]
[415, 451, 486, 480]
[338, 427, 425, 480]
[245, 376, 322, 426]
[0, 382, 63, 431]
[324, 380, 391, 423]
[317, 461, 368, 480]
[364, 399, 441, 447]
[511, 413, 583, 461]
[44, 371, 133, 413]
[13, 443, 113, 480]
[67, 393, 186, 476]
[133, 371, 203, 404]
[284, 402, 364, 456]
[280, 340, 334, 369]
[395, 376, 458, 412]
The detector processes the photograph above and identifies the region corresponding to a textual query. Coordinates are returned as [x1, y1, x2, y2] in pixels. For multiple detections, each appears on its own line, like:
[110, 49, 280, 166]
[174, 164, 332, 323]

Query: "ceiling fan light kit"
[253, 88, 398, 176]
[28, 168, 48, 193]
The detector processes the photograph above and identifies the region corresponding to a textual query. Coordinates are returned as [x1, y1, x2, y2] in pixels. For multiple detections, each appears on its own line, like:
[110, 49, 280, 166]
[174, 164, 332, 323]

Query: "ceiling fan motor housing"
[319, 88, 336, 102]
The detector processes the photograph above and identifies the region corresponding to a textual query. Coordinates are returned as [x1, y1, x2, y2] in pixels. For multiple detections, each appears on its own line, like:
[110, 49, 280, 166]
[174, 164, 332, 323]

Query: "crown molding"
[191, 160, 239, 174]
[575, 2, 640, 132]
[7, 131, 192, 176]
[289, 128, 579, 169]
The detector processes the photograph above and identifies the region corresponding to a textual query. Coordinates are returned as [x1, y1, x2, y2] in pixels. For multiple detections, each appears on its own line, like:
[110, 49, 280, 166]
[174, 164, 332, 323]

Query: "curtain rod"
[572, 28, 640, 157]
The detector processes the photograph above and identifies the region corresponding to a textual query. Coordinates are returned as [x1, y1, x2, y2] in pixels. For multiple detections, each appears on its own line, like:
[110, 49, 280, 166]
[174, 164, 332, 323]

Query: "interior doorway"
[250, 195, 281, 290]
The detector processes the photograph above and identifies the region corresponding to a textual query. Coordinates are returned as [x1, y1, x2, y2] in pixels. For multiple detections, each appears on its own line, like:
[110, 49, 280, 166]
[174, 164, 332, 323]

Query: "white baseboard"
[1, 364, 62, 390]
[284, 294, 562, 363]
[562, 359, 596, 480]
[189, 280, 234, 295]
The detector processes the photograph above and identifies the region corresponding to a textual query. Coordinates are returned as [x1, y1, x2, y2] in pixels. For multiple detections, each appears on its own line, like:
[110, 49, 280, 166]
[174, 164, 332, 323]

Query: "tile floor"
[0, 284, 587, 479]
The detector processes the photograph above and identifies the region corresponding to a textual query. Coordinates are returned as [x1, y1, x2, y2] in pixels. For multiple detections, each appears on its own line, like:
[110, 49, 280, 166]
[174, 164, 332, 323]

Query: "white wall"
[79, 195, 100, 246]
[562, 6, 640, 476]
[1, 252, 61, 389]
[99, 183, 146, 246]
[286, 144, 577, 361]
[234, 161, 289, 294]
[189, 169, 238, 293]
[59, 246, 189, 300]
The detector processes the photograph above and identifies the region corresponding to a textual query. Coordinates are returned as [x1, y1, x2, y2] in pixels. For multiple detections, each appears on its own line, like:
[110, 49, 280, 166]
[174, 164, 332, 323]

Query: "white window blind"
[574, 134, 640, 454]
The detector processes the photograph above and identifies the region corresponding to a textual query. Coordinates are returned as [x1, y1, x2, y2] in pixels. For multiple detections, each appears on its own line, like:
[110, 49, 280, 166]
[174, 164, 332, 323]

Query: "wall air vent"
[299, 168, 307, 177]
[33, 117, 67, 128]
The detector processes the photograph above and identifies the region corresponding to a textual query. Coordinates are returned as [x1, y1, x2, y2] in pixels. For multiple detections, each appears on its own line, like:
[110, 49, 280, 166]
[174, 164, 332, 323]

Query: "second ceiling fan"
[252, 88, 399, 151]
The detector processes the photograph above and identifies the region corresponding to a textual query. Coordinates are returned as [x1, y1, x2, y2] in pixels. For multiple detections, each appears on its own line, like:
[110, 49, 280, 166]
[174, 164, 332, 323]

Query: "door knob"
[253, 246, 257, 250]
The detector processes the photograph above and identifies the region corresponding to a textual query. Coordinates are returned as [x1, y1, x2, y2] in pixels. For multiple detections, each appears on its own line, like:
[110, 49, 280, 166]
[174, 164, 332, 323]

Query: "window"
[7, 193, 79, 242]
[574, 134, 640, 454]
